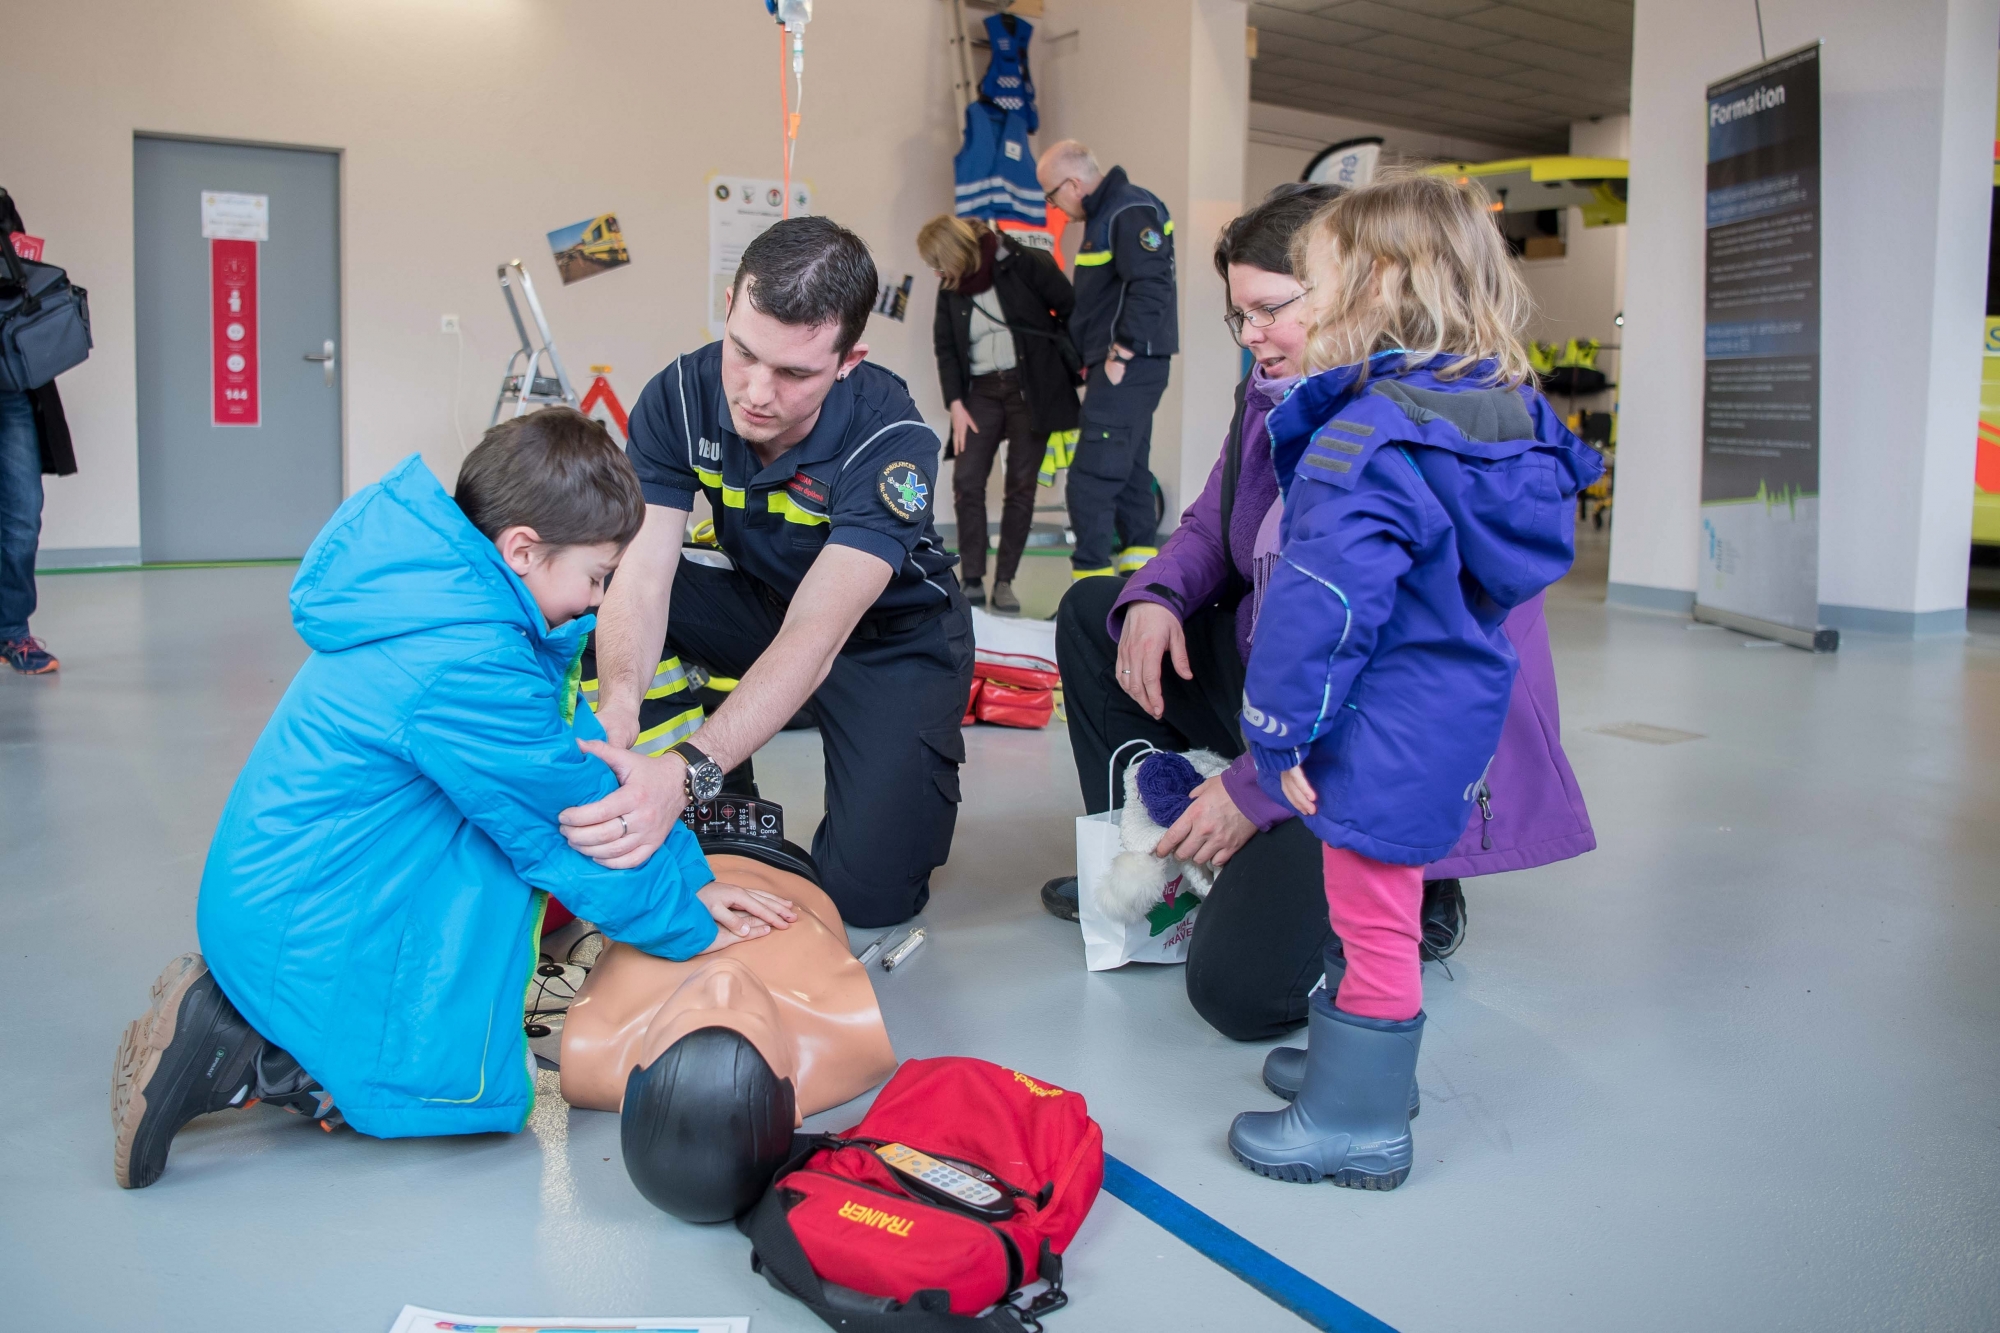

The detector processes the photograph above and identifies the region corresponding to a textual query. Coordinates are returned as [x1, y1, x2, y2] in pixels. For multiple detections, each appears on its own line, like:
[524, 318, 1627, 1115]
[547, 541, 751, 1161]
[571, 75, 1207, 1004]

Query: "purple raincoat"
[1108, 369, 1595, 877]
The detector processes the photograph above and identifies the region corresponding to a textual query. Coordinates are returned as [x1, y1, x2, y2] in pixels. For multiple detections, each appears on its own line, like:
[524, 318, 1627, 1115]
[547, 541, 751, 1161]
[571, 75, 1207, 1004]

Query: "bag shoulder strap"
[1215, 370, 1253, 606]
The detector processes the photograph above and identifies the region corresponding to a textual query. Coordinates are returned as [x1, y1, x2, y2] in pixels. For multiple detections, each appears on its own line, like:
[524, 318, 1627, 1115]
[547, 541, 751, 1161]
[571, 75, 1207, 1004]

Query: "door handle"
[303, 339, 336, 386]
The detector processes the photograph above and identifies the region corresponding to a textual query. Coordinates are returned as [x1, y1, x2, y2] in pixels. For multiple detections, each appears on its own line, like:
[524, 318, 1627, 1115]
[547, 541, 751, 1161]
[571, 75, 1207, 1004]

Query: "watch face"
[690, 761, 726, 802]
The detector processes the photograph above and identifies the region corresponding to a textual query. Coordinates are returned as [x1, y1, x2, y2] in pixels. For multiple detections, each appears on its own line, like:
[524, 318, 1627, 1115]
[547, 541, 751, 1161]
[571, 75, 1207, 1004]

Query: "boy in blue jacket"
[112, 409, 795, 1189]
[1225, 173, 1601, 1192]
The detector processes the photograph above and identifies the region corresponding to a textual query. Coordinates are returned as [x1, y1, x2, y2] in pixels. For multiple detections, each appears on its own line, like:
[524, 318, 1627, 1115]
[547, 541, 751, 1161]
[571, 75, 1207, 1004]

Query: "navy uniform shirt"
[1070, 165, 1179, 365]
[626, 343, 958, 615]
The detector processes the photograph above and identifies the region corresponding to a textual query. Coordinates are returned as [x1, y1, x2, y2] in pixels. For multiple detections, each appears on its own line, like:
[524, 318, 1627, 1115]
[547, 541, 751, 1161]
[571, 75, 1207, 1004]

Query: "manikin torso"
[558, 853, 896, 1122]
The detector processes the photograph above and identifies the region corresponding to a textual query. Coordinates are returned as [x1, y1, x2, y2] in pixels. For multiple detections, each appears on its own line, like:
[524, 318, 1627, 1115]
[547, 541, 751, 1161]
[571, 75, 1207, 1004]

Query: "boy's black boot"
[1230, 991, 1423, 1190]
[112, 953, 322, 1189]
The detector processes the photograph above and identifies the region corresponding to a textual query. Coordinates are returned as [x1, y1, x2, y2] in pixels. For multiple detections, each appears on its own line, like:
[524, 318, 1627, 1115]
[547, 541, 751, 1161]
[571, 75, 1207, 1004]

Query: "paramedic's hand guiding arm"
[562, 543, 894, 867]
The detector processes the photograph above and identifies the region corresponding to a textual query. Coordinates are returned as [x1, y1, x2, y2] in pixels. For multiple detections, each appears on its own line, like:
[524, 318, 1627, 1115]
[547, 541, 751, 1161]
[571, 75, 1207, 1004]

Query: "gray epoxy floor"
[4, 560, 1998, 1332]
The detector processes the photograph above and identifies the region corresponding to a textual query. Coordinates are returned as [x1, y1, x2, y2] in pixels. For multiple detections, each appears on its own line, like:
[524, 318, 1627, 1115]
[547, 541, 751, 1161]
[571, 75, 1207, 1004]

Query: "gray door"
[134, 136, 342, 562]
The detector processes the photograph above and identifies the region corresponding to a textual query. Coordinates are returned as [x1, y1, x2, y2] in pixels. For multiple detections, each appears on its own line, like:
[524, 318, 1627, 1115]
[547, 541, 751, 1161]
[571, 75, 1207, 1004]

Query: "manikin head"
[720, 216, 877, 454]
[453, 408, 644, 626]
[1214, 182, 1346, 381]
[1035, 139, 1103, 221]
[559, 840, 896, 1224]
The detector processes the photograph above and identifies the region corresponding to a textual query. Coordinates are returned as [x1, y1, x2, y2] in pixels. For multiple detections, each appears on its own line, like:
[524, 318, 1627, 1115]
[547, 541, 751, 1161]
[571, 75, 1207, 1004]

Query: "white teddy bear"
[1100, 748, 1233, 926]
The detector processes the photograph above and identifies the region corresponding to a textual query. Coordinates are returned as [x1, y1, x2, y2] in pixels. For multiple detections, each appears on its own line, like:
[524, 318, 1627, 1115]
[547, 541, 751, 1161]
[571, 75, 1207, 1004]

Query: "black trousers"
[1066, 357, 1169, 572]
[1055, 574, 1333, 1040]
[953, 370, 1041, 586]
[639, 559, 975, 928]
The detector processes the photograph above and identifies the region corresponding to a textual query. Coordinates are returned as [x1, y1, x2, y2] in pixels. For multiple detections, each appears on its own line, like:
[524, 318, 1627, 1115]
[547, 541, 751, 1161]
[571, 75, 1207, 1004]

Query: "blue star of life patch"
[878, 461, 929, 523]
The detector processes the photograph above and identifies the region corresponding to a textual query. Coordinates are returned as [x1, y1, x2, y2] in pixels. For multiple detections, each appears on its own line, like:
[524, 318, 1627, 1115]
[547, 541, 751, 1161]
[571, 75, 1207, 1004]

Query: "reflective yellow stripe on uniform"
[722, 487, 746, 509]
[766, 492, 830, 526]
[1162, 220, 1174, 235]
[695, 466, 723, 488]
[1038, 429, 1080, 486]
[1073, 250, 1114, 266]
[644, 656, 689, 700]
[1071, 566, 1119, 581]
[1115, 546, 1159, 573]
[632, 706, 707, 756]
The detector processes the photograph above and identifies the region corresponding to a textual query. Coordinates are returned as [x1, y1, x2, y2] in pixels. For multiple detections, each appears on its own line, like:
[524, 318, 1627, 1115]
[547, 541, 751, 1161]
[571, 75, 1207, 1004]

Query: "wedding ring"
[619, 815, 630, 836]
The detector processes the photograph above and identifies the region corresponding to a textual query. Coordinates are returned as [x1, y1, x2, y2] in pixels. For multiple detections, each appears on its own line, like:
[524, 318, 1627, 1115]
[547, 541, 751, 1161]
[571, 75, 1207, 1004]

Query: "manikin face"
[495, 528, 621, 627]
[1226, 262, 1311, 379]
[720, 279, 868, 452]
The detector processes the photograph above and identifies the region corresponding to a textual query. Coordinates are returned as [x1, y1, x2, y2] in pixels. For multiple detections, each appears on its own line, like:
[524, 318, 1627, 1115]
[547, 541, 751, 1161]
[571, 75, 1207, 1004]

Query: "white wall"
[1, 0, 1249, 560]
[1612, 0, 1999, 631]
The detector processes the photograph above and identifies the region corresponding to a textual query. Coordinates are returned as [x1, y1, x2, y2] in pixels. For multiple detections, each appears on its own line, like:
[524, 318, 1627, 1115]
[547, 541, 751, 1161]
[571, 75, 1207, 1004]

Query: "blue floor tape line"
[1100, 1153, 1398, 1333]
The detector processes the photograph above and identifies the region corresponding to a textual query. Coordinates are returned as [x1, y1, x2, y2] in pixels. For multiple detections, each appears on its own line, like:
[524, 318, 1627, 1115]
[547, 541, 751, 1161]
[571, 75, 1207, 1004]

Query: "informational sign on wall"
[708, 176, 812, 341]
[1697, 44, 1827, 644]
[204, 191, 267, 427]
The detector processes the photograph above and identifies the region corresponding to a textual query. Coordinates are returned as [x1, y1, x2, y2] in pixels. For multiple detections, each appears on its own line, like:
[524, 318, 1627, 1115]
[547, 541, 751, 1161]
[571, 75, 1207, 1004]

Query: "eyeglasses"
[1224, 290, 1307, 343]
[1042, 177, 1075, 207]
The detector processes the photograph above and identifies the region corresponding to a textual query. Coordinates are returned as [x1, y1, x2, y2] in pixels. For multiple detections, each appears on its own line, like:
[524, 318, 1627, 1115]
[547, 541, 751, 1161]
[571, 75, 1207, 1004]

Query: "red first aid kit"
[739, 1057, 1104, 1331]
[966, 649, 1060, 730]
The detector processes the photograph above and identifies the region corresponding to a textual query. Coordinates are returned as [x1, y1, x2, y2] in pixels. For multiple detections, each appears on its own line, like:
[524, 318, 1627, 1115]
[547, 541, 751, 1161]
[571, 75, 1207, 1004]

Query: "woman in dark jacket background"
[919, 215, 1079, 613]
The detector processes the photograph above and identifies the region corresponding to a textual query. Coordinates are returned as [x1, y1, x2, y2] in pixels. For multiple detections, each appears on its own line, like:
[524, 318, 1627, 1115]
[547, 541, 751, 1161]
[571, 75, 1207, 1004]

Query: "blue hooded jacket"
[196, 455, 718, 1139]
[1244, 357, 1604, 865]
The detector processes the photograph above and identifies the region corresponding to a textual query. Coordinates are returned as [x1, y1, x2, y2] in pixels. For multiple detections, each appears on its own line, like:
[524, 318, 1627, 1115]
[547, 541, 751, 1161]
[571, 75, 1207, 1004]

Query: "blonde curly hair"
[1290, 168, 1534, 386]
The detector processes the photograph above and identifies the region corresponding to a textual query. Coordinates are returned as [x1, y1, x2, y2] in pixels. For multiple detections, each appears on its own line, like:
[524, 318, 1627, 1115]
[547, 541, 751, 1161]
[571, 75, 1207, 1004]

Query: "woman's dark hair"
[732, 215, 879, 355]
[1213, 182, 1347, 282]
[455, 407, 645, 549]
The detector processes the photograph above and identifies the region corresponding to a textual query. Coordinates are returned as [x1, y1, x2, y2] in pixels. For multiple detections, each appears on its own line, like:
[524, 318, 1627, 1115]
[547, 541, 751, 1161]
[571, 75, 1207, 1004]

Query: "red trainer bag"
[739, 1057, 1104, 1331]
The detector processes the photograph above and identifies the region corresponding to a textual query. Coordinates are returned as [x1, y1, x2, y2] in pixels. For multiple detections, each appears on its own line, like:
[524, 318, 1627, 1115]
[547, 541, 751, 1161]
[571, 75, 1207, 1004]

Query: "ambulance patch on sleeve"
[1138, 227, 1162, 251]
[877, 461, 929, 523]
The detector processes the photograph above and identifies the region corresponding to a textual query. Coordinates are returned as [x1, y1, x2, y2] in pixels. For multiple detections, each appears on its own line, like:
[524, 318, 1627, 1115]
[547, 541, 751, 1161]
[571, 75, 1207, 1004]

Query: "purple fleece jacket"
[1107, 372, 1595, 878]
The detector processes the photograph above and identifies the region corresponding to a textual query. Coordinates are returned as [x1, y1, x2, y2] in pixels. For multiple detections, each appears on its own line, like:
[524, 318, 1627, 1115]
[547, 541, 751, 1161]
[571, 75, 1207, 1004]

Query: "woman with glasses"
[1042, 183, 1595, 1047]
[918, 215, 1080, 614]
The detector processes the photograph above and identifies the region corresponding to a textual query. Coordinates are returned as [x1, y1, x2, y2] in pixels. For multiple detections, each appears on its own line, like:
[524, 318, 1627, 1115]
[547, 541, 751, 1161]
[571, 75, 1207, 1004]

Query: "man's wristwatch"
[668, 740, 726, 804]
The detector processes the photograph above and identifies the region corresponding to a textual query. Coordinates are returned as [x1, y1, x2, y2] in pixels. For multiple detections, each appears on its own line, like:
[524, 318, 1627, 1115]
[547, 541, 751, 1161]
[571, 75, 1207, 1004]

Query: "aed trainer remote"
[874, 1143, 1013, 1220]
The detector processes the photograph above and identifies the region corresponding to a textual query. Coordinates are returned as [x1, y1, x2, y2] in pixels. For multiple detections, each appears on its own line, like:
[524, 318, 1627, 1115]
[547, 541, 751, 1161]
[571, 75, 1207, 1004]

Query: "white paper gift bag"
[1075, 739, 1203, 970]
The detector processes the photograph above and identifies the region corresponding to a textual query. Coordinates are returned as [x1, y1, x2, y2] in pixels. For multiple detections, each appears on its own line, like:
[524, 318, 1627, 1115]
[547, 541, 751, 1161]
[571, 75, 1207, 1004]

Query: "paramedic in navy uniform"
[1035, 139, 1179, 579]
[558, 217, 973, 928]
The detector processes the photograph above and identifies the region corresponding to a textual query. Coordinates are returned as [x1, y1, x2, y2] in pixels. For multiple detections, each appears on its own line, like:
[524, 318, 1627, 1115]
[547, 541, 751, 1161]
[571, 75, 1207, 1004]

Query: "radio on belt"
[680, 796, 784, 844]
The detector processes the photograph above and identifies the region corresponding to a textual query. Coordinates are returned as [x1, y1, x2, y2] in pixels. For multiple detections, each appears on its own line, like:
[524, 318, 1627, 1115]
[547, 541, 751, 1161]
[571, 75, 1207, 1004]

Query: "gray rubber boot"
[1259, 939, 1419, 1116]
[1229, 991, 1423, 1190]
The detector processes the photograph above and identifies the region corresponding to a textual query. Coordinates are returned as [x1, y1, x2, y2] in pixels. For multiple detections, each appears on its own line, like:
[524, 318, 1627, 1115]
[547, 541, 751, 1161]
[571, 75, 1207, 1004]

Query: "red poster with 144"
[210, 238, 259, 426]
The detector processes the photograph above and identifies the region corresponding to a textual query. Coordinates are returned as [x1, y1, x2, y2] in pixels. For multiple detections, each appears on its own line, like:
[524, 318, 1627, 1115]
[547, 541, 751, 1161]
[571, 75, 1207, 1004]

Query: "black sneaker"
[1040, 876, 1079, 922]
[112, 954, 270, 1188]
[1420, 878, 1466, 961]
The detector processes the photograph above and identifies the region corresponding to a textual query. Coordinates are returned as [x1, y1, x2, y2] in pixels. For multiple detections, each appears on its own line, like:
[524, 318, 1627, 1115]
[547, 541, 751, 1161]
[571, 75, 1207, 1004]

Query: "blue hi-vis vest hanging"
[954, 101, 1044, 226]
[978, 13, 1037, 134]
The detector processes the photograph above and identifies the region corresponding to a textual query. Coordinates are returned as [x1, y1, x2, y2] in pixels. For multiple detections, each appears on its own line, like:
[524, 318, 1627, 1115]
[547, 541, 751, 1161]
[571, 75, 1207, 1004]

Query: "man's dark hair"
[1214, 182, 1346, 284]
[455, 407, 645, 549]
[731, 215, 878, 355]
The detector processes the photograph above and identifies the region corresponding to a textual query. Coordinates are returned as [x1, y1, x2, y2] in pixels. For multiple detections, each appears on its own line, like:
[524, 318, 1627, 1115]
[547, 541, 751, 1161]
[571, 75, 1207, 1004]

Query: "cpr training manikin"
[541, 832, 897, 1223]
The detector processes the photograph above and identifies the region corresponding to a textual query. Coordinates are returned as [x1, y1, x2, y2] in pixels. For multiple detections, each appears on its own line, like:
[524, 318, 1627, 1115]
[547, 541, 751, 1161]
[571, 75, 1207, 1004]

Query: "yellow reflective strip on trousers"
[767, 492, 831, 526]
[1115, 546, 1159, 573]
[632, 706, 707, 755]
[1074, 250, 1113, 266]
[644, 656, 688, 700]
[1071, 566, 1119, 581]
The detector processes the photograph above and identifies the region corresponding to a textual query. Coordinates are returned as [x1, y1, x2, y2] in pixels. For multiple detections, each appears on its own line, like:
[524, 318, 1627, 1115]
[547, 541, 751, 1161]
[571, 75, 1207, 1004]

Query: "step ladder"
[490, 259, 576, 424]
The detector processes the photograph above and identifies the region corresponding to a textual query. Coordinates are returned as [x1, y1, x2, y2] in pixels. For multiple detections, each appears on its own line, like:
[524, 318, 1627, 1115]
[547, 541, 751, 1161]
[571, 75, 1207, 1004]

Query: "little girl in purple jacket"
[1225, 172, 1602, 1193]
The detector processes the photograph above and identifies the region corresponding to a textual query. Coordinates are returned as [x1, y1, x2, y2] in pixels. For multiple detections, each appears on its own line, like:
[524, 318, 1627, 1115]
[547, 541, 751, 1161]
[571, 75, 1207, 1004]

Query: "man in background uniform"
[1036, 140, 1179, 580]
[559, 217, 972, 928]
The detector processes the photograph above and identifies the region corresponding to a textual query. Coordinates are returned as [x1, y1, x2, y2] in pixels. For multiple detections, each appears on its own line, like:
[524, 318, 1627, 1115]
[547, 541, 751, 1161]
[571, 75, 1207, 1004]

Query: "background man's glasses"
[1224, 290, 1307, 343]
[1043, 177, 1076, 207]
